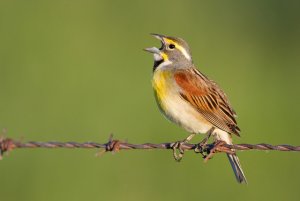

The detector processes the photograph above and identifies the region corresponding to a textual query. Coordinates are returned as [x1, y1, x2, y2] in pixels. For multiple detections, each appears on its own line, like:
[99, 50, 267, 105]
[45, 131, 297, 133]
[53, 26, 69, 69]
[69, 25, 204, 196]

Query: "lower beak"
[143, 47, 160, 54]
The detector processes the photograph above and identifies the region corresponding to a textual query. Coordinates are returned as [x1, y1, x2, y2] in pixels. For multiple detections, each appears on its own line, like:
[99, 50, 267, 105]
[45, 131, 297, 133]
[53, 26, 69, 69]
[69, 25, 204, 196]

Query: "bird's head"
[144, 33, 192, 71]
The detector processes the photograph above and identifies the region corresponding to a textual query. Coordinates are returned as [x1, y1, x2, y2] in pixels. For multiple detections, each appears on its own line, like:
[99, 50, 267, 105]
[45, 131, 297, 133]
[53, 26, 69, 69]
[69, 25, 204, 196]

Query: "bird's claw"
[203, 140, 227, 162]
[194, 143, 209, 158]
[194, 135, 212, 158]
[172, 141, 186, 162]
[195, 140, 229, 162]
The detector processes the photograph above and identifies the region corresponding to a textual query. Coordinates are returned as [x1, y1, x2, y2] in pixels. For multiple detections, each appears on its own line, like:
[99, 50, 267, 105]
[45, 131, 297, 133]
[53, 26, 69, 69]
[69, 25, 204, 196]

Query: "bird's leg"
[172, 133, 196, 162]
[200, 127, 215, 146]
[195, 127, 215, 158]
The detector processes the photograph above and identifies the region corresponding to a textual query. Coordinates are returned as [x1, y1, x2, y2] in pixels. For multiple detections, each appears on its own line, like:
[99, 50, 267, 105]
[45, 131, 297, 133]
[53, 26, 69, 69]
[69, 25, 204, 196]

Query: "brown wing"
[174, 68, 240, 136]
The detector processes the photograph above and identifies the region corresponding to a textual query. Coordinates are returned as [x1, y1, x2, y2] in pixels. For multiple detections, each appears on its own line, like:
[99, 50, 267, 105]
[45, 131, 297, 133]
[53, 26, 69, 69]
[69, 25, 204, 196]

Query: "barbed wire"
[0, 134, 300, 160]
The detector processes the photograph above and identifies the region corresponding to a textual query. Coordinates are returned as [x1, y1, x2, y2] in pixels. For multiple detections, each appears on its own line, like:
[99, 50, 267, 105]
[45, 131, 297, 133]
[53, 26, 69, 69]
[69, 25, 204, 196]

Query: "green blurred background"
[0, 0, 300, 200]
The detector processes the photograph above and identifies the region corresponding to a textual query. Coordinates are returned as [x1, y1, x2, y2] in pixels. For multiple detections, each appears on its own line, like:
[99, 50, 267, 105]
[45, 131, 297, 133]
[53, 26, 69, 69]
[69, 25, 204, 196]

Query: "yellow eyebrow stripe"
[164, 38, 191, 60]
[164, 39, 181, 49]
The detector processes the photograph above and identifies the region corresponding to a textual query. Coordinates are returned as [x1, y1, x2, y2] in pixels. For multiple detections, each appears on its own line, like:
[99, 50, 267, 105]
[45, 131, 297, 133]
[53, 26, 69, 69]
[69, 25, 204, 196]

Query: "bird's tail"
[227, 153, 247, 184]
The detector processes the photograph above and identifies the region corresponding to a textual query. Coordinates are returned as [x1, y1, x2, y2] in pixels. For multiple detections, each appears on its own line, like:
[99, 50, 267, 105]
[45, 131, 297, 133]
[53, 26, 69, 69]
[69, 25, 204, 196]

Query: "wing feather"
[174, 68, 240, 136]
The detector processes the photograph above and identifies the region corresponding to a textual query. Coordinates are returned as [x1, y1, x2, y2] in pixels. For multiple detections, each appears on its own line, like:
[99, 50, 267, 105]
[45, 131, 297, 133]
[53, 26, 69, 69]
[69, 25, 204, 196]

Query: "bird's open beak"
[143, 33, 166, 54]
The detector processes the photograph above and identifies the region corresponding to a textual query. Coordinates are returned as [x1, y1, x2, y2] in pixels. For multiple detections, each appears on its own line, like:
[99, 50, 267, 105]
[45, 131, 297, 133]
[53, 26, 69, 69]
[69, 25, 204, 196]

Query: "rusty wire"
[0, 134, 300, 160]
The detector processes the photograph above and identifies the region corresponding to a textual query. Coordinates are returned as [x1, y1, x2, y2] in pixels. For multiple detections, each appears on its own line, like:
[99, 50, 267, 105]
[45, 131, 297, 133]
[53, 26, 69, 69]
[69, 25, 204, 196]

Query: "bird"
[144, 33, 247, 184]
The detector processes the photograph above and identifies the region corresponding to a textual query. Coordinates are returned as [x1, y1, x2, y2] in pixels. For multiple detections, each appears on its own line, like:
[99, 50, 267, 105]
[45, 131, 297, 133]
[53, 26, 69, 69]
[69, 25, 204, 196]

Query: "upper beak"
[150, 33, 166, 41]
[143, 33, 166, 54]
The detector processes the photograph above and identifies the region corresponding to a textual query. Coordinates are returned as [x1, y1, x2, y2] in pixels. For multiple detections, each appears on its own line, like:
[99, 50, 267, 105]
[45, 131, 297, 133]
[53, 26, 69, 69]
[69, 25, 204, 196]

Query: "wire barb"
[0, 135, 299, 160]
[0, 137, 15, 160]
[105, 134, 121, 152]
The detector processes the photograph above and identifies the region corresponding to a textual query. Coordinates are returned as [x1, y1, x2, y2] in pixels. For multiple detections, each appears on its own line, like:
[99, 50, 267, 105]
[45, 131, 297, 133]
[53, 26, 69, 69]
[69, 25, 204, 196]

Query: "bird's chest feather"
[152, 70, 211, 133]
[152, 70, 172, 101]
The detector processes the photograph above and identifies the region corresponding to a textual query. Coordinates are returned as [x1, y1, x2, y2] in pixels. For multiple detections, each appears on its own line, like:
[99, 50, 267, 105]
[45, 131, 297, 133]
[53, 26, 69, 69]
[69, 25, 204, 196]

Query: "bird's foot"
[171, 134, 196, 162]
[171, 140, 187, 162]
[194, 134, 212, 158]
[203, 140, 228, 162]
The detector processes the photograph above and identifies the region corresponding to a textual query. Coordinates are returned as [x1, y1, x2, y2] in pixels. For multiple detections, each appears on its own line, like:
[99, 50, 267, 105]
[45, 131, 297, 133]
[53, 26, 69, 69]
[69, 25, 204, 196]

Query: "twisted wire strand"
[13, 142, 300, 151]
[0, 135, 300, 160]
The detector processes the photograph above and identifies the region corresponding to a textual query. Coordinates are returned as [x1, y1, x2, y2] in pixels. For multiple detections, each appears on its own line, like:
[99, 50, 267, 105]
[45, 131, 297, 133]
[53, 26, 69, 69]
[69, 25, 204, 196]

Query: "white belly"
[158, 93, 233, 143]
[158, 92, 212, 134]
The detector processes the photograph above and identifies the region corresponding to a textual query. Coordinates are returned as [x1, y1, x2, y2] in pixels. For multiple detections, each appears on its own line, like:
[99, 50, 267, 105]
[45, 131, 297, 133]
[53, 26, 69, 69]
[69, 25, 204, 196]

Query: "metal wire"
[0, 134, 300, 160]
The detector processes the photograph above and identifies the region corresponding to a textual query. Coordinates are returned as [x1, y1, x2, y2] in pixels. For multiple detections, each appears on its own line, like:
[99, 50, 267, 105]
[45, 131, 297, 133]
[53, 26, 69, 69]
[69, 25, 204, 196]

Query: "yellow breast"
[152, 70, 172, 101]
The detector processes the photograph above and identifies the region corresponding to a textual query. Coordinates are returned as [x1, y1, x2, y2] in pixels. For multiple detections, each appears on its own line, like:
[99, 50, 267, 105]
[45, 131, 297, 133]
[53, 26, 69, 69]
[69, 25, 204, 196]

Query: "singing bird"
[144, 34, 247, 183]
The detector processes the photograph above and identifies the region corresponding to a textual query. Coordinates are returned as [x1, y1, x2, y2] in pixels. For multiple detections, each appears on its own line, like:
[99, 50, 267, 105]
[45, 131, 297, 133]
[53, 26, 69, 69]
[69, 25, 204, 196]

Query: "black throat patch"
[153, 59, 164, 71]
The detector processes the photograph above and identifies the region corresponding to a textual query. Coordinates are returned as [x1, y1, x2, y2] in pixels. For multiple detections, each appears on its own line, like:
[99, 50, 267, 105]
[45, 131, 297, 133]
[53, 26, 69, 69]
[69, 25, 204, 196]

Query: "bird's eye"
[169, 44, 175, 49]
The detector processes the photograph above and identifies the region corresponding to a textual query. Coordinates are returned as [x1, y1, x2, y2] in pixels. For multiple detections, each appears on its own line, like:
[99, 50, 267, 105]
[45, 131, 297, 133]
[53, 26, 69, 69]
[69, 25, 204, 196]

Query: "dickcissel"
[144, 33, 247, 184]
